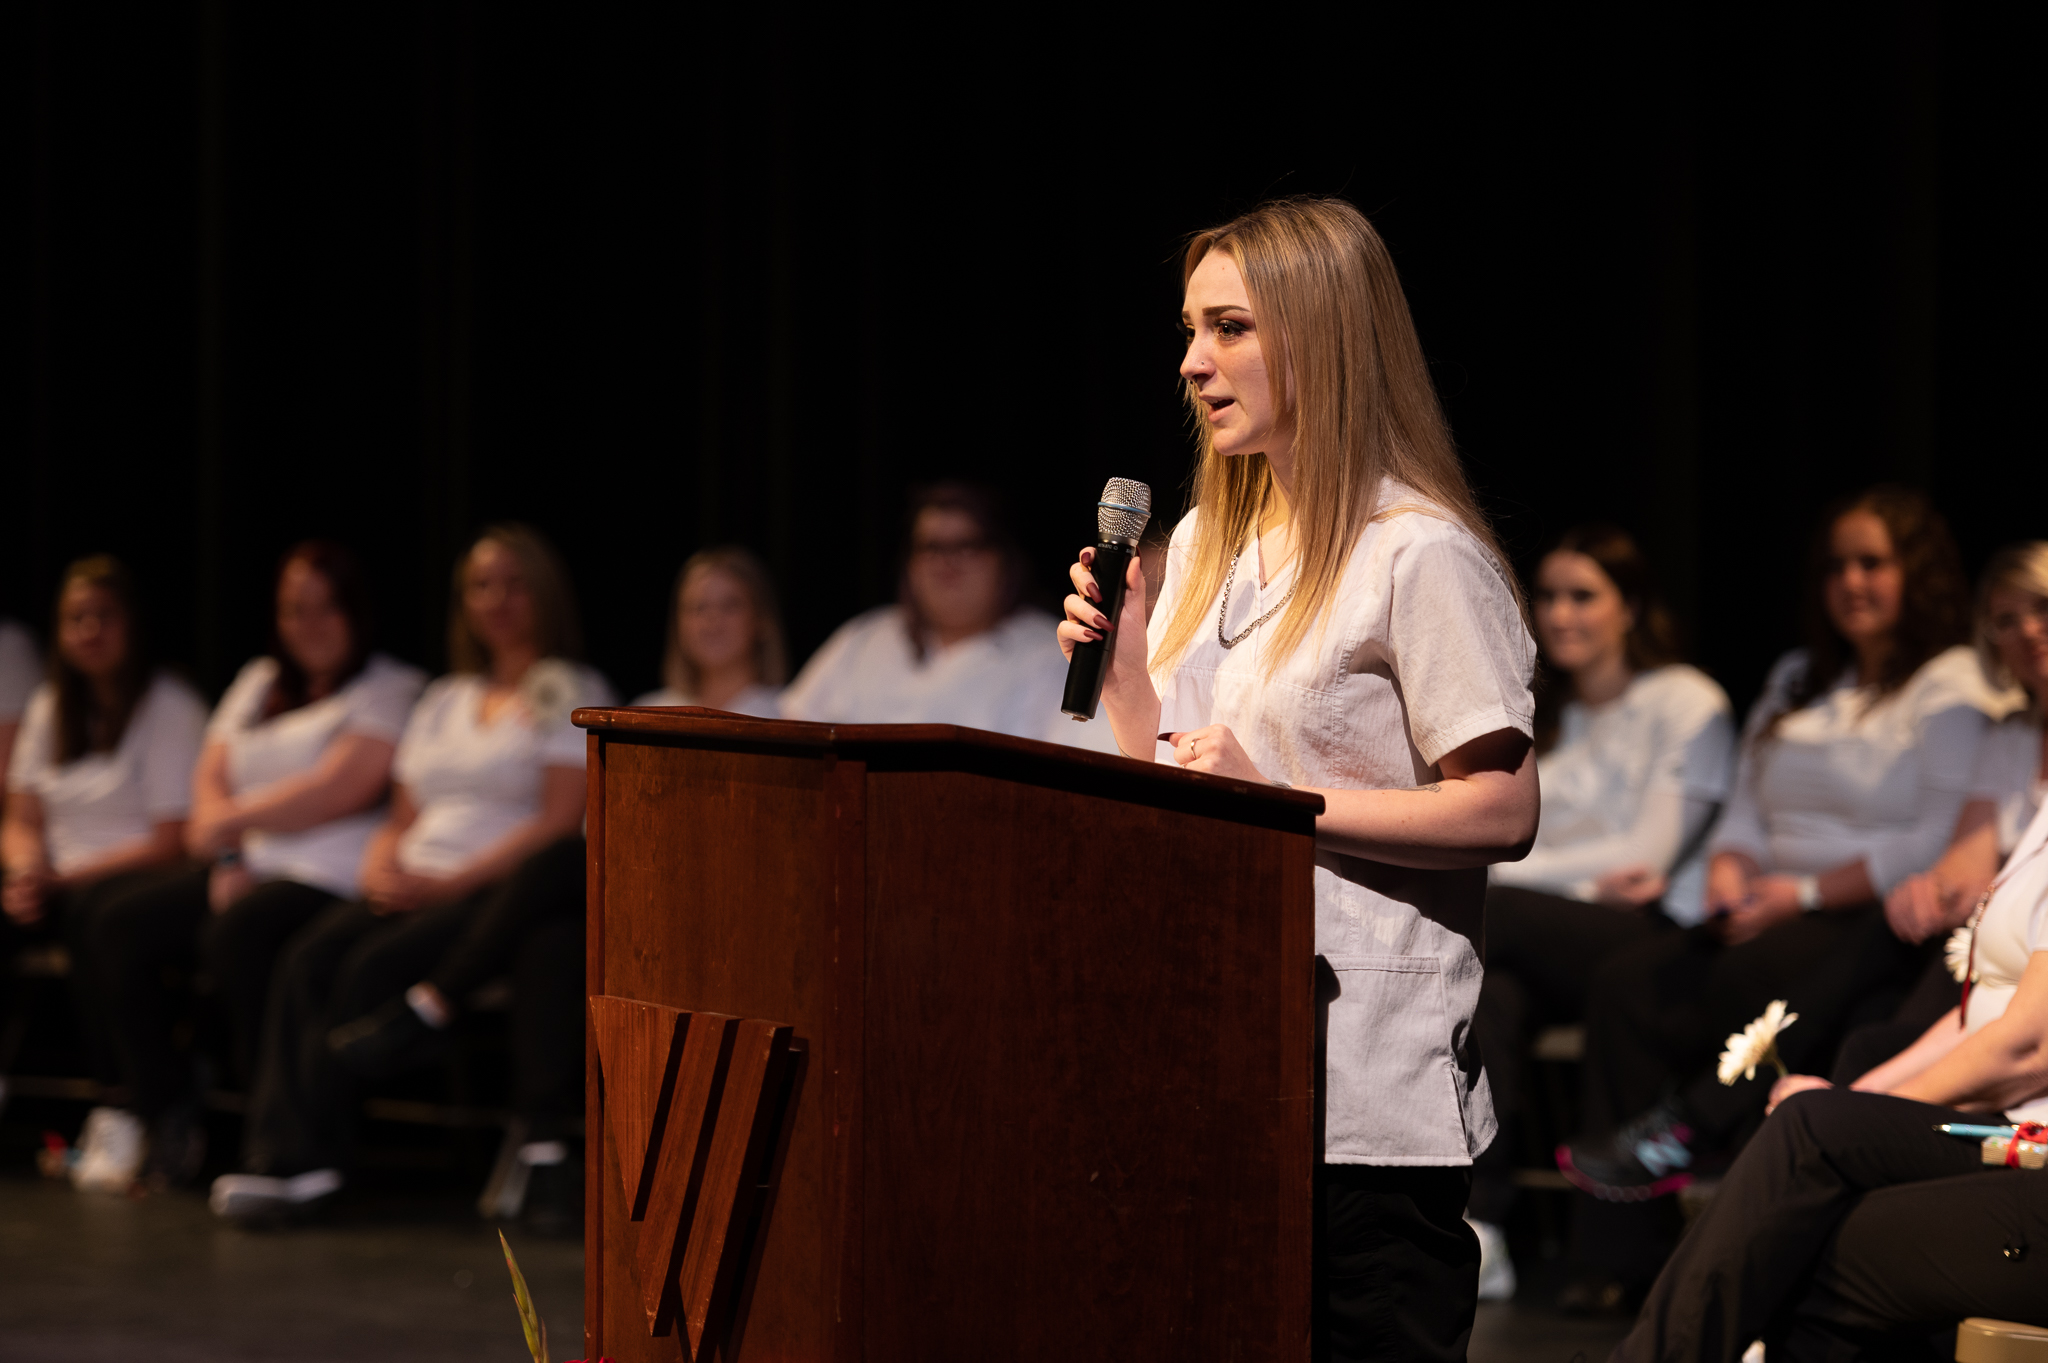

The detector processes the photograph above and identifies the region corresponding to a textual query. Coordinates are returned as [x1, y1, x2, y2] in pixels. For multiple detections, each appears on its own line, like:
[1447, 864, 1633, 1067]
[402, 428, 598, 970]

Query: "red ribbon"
[2005, 1123, 2046, 1168]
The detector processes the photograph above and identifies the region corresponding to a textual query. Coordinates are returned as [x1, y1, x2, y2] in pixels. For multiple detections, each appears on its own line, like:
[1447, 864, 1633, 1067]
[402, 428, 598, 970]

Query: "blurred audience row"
[0, 482, 1109, 1224]
[5, 474, 2044, 1336]
[1469, 484, 2048, 1344]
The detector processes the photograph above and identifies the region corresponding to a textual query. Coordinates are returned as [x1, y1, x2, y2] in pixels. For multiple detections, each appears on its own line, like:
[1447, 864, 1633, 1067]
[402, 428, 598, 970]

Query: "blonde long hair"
[661, 546, 789, 696]
[1975, 541, 2048, 702]
[447, 523, 584, 673]
[1152, 198, 1516, 678]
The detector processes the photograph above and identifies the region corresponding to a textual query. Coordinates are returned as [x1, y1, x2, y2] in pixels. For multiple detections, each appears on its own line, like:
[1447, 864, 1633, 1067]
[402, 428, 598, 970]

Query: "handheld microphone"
[1061, 478, 1153, 721]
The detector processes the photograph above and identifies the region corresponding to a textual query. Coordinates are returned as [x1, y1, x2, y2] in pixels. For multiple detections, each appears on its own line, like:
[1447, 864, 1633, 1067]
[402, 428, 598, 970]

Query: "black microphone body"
[1061, 538, 1134, 720]
[1062, 478, 1152, 721]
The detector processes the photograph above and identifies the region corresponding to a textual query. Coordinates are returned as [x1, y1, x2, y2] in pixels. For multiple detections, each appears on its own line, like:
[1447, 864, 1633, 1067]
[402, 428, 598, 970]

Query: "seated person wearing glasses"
[781, 482, 1117, 752]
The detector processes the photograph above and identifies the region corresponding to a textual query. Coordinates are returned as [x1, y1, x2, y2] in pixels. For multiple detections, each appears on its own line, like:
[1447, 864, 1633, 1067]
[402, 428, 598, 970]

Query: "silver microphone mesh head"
[1096, 478, 1153, 544]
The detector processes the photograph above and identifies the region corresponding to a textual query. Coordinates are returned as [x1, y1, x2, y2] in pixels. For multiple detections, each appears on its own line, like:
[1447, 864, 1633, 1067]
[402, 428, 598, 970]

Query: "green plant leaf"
[500, 1229, 549, 1363]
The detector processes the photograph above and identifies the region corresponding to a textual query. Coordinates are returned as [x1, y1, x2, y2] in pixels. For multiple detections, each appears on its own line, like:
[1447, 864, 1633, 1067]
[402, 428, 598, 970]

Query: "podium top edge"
[571, 706, 1327, 814]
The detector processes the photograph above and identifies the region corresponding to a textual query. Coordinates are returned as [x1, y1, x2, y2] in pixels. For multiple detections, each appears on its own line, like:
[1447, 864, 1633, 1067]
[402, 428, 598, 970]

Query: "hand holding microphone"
[1058, 479, 1152, 720]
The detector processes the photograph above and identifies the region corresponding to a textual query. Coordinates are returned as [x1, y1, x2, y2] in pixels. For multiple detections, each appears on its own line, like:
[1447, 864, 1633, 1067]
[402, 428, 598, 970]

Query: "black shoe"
[1557, 1274, 1640, 1317]
[144, 1097, 208, 1189]
[522, 1152, 584, 1239]
[327, 999, 447, 1079]
[1556, 1101, 1701, 1202]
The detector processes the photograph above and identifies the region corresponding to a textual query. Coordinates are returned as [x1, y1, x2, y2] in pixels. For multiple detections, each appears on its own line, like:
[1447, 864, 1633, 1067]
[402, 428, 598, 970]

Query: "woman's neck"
[694, 662, 758, 712]
[1572, 650, 1634, 707]
[488, 644, 540, 688]
[1852, 637, 1893, 686]
[89, 675, 125, 714]
[927, 618, 996, 652]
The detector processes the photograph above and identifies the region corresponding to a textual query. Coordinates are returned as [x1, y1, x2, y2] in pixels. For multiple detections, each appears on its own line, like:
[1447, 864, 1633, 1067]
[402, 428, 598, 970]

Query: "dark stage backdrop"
[2, 5, 2041, 715]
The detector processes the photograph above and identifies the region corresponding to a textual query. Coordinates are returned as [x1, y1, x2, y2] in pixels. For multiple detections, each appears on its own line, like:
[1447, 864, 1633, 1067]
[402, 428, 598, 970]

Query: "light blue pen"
[1936, 1123, 2018, 1138]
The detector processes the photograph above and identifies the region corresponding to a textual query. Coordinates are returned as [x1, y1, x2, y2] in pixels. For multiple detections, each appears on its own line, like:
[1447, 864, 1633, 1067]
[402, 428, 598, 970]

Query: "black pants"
[94, 864, 339, 1115]
[1613, 1089, 2048, 1363]
[1471, 885, 1674, 1221]
[0, 865, 191, 1095]
[242, 889, 491, 1175]
[1577, 905, 1922, 1141]
[1831, 952, 1963, 1086]
[1320, 1164, 1478, 1363]
[424, 835, 586, 1138]
[426, 835, 584, 1001]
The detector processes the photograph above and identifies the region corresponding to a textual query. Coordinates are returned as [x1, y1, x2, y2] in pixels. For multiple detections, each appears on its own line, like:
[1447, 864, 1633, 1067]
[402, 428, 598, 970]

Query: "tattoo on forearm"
[1419, 782, 1442, 793]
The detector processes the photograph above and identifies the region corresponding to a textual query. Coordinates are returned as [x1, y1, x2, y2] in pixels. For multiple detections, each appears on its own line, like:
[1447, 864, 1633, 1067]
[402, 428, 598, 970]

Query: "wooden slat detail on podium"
[635, 1012, 738, 1334]
[591, 994, 794, 1349]
[678, 1019, 793, 1355]
[588, 996, 688, 1219]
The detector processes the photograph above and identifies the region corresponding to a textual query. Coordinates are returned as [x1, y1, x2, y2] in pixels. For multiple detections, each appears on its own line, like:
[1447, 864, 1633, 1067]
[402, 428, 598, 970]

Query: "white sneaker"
[209, 1168, 343, 1222]
[71, 1107, 146, 1193]
[1468, 1217, 1518, 1302]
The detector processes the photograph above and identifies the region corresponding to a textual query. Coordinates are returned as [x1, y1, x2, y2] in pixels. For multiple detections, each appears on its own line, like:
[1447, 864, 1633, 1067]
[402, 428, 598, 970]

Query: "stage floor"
[0, 1156, 1624, 1362]
[0, 1169, 581, 1361]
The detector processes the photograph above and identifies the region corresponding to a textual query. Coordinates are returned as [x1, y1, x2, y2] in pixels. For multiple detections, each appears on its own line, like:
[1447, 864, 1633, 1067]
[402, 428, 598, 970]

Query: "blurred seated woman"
[1467, 525, 1733, 1293]
[782, 482, 1117, 752]
[1613, 785, 2048, 1363]
[1831, 541, 2048, 1081]
[322, 545, 795, 1229]
[631, 545, 786, 716]
[209, 525, 612, 1222]
[89, 543, 424, 1184]
[1555, 488, 2011, 1299]
[0, 615, 41, 778]
[1, 556, 206, 1191]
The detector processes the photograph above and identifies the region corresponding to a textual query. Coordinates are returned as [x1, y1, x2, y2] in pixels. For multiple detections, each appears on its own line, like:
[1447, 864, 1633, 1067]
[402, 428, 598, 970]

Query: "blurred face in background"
[57, 580, 130, 683]
[908, 507, 1004, 641]
[463, 539, 539, 664]
[1824, 510, 1904, 659]
[678, 566, 759, 681]
[1533, 550, 1633, 681]
[1989, 584, 2048, 701]
[277, 558, 353, 688]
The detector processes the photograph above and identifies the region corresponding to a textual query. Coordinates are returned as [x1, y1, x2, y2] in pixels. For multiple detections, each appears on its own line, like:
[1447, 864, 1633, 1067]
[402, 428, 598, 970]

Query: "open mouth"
[1202, 396, 1234, 418]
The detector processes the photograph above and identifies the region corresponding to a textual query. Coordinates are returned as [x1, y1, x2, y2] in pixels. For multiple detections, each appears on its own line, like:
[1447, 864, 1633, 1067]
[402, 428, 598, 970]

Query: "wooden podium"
[576, 707, 1322, 1362]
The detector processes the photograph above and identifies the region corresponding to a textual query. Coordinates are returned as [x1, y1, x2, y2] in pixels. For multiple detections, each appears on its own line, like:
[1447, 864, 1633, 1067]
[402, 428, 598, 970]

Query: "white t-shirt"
[391, 659, 614, 877]
[1149, 482, 1536, 1166]
[1970, 711, 2046, 858]
[630, 684, 781, 719]
[205, 654, 427, 897]
[1492, 665, 1735, 924]
[780, 606, 1120, 753]
[1711, 647, 2012, 893]
[7, 672, 207, 875]
[1959, 793, 2048, 1124]
[0, 621, 40, 724]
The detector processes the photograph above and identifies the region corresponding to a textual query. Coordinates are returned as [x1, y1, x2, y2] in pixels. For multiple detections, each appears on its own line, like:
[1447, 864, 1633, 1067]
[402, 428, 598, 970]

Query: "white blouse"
[780, 606, 1119, 753]
[1149, 482, 1536, 1166]
[1711, 647, 2013, 893]
[1970, 711, 2045, 858]
[630, 683, 781, 719]
[206, 654, 427, 897]
[0, 620, 40, 724]
[391, 660, 614, 877]
[7, 673, 207, 875]
[1960, 793, 2048, 1124]
[1492, 665, 1735, 924]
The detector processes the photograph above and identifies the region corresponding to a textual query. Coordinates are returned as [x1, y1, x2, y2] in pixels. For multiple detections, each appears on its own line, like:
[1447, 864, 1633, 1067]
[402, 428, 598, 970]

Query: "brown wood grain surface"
[584, 713, 1318, 1362]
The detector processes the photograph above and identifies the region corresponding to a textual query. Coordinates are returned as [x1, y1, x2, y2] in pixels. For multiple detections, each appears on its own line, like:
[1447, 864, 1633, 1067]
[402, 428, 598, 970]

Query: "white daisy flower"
[1717, 999, 1799, 1085]
[1945, 925, 1976, 985]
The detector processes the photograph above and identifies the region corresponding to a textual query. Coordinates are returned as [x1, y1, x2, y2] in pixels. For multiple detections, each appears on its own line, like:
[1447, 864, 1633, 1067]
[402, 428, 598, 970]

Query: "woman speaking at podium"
[1060, 198, 1538, 1362]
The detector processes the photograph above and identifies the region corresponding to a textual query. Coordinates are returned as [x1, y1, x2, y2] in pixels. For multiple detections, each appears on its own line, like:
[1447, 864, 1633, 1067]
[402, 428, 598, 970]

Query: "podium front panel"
[581, 712, 1318, 1362]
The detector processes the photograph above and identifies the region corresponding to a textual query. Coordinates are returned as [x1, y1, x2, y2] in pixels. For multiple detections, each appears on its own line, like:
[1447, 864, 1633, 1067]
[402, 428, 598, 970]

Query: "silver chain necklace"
[1217, 531, 1298, 649]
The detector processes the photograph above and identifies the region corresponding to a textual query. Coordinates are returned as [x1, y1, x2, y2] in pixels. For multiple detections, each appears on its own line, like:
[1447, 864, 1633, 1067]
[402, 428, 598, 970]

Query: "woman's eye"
[1216, 320, 1243, 337]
